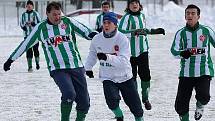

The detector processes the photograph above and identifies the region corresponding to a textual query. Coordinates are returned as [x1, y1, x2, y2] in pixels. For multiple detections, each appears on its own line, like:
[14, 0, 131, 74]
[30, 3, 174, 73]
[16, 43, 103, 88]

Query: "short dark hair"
[102, 1, 110, 7]
[185, 4, 200, 15]
[125, 0, 143, 12]
[46, 2, 62, 13]
[26, 0, 34, 6]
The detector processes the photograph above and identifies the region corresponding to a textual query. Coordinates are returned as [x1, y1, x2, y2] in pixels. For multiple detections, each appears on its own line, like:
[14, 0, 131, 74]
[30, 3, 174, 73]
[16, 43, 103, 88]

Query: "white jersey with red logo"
[85, 31, 133, 83]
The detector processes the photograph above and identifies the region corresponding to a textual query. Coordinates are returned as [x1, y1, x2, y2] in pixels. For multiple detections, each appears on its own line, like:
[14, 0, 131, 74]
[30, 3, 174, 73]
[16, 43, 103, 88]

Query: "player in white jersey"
[171, 4, 215, 121]
[20, 0, 41, 72]
[3, 2, 97, 121]
[85, 12, 143, 121]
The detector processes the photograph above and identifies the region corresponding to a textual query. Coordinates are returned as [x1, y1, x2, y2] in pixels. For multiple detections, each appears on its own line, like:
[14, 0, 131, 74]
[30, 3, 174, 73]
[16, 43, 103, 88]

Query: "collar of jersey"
[186, 22, 199, 32]
[103, 29, 117, 38]
[26, 10, 33, 14]
[128, 10, 141, 16]
[47, 19, 54, 25]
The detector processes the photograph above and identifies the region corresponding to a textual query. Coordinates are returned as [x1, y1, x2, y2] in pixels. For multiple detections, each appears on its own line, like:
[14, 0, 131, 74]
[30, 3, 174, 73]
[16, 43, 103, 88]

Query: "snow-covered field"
[1, 34, 215, 121]
[0, 1, 215, 121]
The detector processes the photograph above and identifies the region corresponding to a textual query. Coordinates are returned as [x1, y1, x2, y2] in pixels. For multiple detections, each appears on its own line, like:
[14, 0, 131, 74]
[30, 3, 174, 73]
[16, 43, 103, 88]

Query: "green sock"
[27, 58, 32, 68]
[111, 107, 123, 118]
[35, 57, 40, 65]
[141, 81, 150, 102]
[135, 116, 144, 121]
[179, 112, 189, 121]
[61, 102, 72, 121]
[75, 111, 86, 121]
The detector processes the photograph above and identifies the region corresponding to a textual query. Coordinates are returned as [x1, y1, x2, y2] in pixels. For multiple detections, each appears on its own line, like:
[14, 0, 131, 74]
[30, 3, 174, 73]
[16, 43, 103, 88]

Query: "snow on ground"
[1, 34, 215, 121]
[0, 1, 215, 121]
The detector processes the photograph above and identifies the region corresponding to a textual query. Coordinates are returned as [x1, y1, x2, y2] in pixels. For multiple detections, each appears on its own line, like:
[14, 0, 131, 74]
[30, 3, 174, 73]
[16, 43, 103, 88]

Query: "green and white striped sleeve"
[206, 26, 215, 47]
[118, 14, 134, 34]
[34, 11, 41, 24]
[95, 14, 102, 30]
[68, 17, 92, 40]
[171, 28, 184, 58]
[20, 13, 26, 28]
[9, 24, 41, 60]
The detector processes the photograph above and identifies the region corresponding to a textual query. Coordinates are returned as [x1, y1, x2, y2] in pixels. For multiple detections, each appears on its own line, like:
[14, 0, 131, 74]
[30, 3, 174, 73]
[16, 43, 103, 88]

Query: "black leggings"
[175, 75, 211, 115]
[26, 42, 39, 58]
[130, 52, 151, 82]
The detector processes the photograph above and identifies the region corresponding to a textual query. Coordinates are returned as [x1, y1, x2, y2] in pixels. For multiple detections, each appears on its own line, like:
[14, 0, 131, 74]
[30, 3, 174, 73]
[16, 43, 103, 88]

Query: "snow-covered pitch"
[1, 34, 215, 121]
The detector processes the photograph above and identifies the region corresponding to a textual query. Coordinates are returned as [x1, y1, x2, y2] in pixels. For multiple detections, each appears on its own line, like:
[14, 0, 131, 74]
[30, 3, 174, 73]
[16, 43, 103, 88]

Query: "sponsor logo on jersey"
[45, 35, 71, 47]
[199, 35, 206, 42]
[113, 45, 119, 55]
[188, 47, 206, 55]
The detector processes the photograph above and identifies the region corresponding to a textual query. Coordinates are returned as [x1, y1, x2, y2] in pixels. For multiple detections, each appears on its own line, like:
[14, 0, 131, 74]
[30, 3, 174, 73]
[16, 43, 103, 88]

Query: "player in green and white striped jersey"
[4, 2, 97, 121]
[95, 1, 111, 32]
[20, 0, 41, 72]
[118, 0, 165, 111]
[171, 4, 215, 121]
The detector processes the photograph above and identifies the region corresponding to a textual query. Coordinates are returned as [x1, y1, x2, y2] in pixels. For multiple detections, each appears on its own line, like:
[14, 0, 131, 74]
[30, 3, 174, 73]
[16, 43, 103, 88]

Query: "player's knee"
[34, 52, 39, 57]
[197, 95, 210, 105]
[77, 99, 90, 114]
[62, 91, 76, 103]
[175, 101, 189, 115]
[106, 99, 119, 110]
[132, 108, 143, 117]
[139, 74, 151, 81]
[27, 53, 33, 58]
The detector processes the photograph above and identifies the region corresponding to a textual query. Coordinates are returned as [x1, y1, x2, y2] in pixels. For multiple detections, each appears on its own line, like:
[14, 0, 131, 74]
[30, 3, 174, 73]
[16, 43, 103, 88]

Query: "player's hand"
[26, 21, 32, 26]
[150, 28, 165, 35]
[31, 22, 36, 27]
[86, 71, 94, 78]
[3, 59, 14, 71]
[132, 29, 147, 36]
[21, 26, 27, 31]
[180, 50, 192, 59]
[97, 53, 107, 61]
[88, 32, 98, 39]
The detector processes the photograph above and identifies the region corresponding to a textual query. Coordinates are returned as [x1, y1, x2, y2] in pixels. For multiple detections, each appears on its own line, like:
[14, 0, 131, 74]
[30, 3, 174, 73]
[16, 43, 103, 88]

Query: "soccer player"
[171, 4, 215, 121]
[4, 2, 97, 121]
[118, 0, 165, 110]
[85, 12, 144, 121]
[20, 0, 41, 72]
